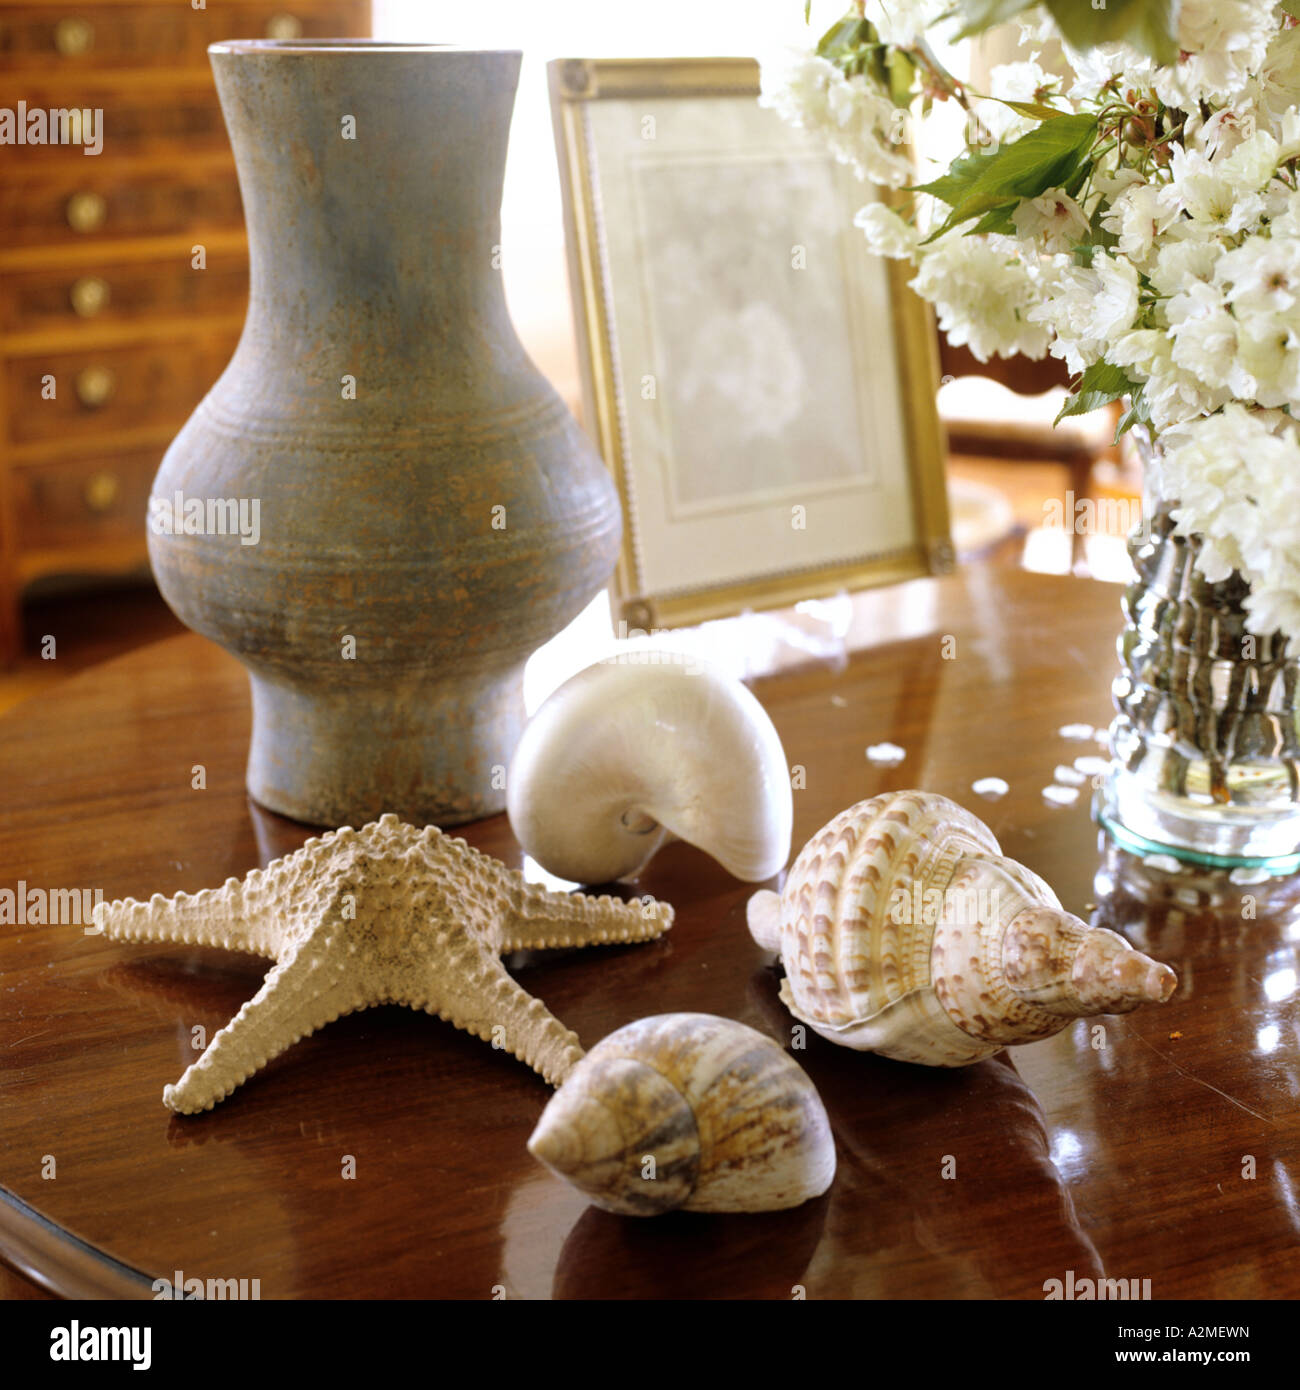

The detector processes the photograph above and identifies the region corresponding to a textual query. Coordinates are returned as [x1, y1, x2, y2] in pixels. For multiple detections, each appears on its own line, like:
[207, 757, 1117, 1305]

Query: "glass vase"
[1098, 498, 1300, 874]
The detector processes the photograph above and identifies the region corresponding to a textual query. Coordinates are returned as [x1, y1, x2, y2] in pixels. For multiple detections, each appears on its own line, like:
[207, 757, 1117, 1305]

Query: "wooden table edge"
[0, 1183, 156, 1300]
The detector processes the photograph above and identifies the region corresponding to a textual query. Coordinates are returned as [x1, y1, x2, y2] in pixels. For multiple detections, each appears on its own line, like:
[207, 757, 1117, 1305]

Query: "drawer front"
[5, 334, 239, 446]
[0, 8, 189, 68]
[0, 165, 243, 250]
[1, 249, 248, 337]
[214, 3, 372, 47]
[0, 82, 228, 165]
[11, 448, 160, 553]
[0, 4, 371, 71]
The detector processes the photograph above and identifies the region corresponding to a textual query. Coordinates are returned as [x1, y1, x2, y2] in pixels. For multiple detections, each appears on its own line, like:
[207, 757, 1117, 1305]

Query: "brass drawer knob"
[75, 365, 116, 408]
[66, 191, 106, 233]
[265, 13, 303, 39]
[54, 16, 94, 56]
[84, 470, 121, 513]
[69, 275, 110, 318]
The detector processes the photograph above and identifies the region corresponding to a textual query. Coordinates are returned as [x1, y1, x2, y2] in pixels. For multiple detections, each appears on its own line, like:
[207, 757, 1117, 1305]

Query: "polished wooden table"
[2, 566, 1298, 1299]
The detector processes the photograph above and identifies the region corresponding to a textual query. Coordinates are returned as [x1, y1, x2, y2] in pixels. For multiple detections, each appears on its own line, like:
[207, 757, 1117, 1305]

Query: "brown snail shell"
[747, 791, 1177, 1066]
[527, 1013, 835, 1215]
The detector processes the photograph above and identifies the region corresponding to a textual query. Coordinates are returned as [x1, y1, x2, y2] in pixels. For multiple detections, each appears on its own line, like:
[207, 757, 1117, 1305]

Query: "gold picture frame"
[548, 56, 952, 630]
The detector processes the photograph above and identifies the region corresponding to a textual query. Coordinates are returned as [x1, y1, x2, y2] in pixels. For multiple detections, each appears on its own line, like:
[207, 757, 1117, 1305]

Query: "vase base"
[245, 670, 524, 829]
[1095, 779, 1300, 876]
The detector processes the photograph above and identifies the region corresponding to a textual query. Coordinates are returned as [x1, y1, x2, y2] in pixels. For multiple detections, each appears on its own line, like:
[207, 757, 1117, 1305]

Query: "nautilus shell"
[747, 791, 1177, 1066]
[507, 659, 793, 884]
[527, 1013, 835, 1215]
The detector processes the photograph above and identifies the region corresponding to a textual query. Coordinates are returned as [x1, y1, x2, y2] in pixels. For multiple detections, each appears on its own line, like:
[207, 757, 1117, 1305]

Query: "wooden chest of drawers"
[0, 0, 371, 664]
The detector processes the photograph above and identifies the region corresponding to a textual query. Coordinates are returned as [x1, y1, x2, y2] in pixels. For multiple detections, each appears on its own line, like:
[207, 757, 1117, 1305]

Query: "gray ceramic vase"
[150, 41, 622, 826]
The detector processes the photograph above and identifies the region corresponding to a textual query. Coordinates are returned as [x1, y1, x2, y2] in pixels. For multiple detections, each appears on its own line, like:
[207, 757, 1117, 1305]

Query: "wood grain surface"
[1, 566, 1297, 1299]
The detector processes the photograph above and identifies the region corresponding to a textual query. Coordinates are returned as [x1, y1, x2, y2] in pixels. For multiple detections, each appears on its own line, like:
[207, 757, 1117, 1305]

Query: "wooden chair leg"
[0, 590, 20, 669]
[1069, 448, 1093, 573]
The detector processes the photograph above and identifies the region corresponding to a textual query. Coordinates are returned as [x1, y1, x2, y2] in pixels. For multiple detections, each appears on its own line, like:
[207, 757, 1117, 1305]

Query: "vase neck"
[212, 48, 522, 359]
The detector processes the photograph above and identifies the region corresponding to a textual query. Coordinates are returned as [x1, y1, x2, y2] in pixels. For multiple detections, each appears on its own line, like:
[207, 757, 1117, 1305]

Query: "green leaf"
[816, 14, 871, 60]
[804, 0, 812, 22]
[1044, 0, 1177, 66]
[952, 0, 1038, 40]
[1063, 156, 1093, 200]
[909, 145, 994, 205]
[886, 48, 916, 110]
[1114, 388, 1151, 445]
[1055, 360, 1142, 426]
[966, 203, 1019, 236]
[1283, 0, 1300, 17]
[915, 113, 1098, 242]
[1087, 204, 1120, 251]
[997, 98, 1068, 122]
[865, 42, 890, 90]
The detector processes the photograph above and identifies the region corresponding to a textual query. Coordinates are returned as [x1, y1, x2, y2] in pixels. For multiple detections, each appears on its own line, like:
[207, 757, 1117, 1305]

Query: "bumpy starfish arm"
[163, 943, 358, 1113]
[93, 872, 282, 959]
[416, 947, 586, 1086]
[498, 882, 674, 953]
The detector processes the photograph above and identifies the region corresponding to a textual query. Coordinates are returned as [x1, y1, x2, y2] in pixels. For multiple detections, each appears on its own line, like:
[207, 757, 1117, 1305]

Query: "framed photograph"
[548, 56, 953, 630]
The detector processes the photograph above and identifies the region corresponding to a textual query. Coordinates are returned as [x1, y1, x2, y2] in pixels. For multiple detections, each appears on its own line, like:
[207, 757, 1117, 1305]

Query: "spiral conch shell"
[528, 1013, 835, 1215]
[747, 791, 1177, 1066]
[507, 658, 793, 884]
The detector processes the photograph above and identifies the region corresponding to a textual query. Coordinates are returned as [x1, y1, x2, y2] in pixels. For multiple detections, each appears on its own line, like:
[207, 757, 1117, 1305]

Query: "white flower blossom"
[1016, 7, 1060, 50]
[1064, 41, 1154, 105]
[1110, 330, 1230, 432]
[1263, 184, 1300, 239]
[1168, 298, 1243, 395]
[974, 59, 1057, 146]
[1012, 188, 1089, 253]
[1028, 252, 1138, 375]
[1159, 405, 1300, 636]
[853, 201, 920, 259]
[1233, 311, 1300, 409]
[1101, 182, 1181, 265]
[1195, 105, 1261, 160]
[1155, 0, 1274, 110]
[866, 0, 949, 48]
[1216, 235, 1300, 317]
[1219, 129, 1281, 194]
[1149, 240, 1221, 298]
[765, 2, 1300, 635]
[1253, 22, 1300, 127]
[1170, 147, 1265, 234]
[1275, 110, 1300, 164]
[758, 52, 912, 188]
[909, 236, 1050, 361]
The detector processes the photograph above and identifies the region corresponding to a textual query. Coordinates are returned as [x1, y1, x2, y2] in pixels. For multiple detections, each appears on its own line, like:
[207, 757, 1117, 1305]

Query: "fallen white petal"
[1043, 785, 1080, 806]
[1229, 866, 1272, 885]
[866, 742, 906, 765]
[1053, 764, 1087, 786]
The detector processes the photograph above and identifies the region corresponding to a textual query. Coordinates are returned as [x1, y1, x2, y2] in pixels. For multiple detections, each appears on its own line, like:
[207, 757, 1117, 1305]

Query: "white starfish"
[93, 814, 673, 1113]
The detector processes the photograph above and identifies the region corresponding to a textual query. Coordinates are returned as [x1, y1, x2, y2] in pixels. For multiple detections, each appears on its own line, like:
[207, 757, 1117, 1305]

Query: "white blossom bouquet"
[762, 1, 1300, 637]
